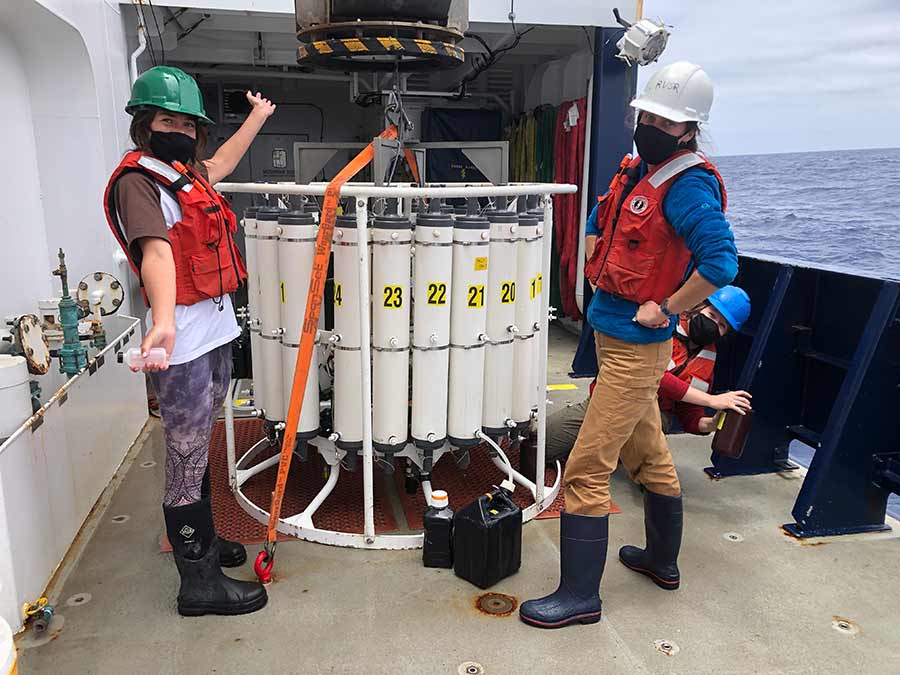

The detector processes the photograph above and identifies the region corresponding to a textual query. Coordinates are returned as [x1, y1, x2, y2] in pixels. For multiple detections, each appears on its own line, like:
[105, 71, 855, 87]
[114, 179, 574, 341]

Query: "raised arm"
[203, 91, 276, 185]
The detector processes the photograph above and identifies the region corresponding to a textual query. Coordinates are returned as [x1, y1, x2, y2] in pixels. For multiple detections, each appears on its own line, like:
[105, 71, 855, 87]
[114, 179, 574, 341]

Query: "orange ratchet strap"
[254, 126, 399, 583]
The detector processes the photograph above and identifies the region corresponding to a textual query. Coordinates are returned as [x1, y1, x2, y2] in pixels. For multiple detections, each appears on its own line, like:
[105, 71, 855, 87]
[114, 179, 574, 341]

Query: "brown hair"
[128, 108, 208, 162]
[680, 122, 700, 152]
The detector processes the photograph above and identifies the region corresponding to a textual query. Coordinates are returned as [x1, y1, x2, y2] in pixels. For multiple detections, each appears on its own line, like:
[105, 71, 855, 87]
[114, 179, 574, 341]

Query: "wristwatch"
[659, 298, 676, 318]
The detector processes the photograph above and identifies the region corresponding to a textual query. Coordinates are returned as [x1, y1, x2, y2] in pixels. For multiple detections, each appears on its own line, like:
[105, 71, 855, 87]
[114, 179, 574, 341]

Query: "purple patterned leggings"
[150, 343, 232, 507]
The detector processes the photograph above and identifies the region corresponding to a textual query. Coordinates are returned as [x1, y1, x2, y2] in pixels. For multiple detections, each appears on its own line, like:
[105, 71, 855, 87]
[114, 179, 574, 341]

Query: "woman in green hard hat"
[103, 66, 275, 616]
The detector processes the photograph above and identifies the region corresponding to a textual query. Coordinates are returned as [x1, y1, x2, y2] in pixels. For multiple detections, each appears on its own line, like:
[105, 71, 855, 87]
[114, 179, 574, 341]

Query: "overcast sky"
[639, 0, 900, 156]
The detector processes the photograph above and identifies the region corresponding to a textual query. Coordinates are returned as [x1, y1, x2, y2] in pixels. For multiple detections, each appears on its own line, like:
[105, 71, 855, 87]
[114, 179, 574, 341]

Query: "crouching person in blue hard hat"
[103, 66, 276, 616]
[520, 62, 740, 628]
[656, 285, 752, 435]
[519, 285, 753, 476]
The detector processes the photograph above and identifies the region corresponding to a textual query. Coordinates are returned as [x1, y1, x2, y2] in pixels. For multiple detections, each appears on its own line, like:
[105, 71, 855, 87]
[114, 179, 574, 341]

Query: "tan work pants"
[563, 332, 681, 515]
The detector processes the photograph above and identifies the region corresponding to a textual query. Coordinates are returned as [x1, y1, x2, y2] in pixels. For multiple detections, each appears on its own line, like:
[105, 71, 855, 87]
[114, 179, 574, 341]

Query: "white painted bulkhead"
[0, 0, 144, 631]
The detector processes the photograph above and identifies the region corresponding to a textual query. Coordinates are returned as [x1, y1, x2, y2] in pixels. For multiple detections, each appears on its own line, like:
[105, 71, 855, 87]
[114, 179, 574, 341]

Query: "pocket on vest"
[190, 252, 236, 299]
[607, 218, 655, 274]
[600, 260, 650, 301]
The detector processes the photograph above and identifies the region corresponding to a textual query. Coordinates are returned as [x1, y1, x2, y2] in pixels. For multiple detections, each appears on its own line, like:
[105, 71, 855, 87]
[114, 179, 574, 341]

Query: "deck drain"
[654, 639, 680, 656]
[66, 593, 92, 608]
[475, 592, 517, 617]
[140, 460, 156, 468]
[723, 532, 744, 542]
[111, 515, 130, 524]
[458, 663, 485, 675]
[831, 616, 860, 635]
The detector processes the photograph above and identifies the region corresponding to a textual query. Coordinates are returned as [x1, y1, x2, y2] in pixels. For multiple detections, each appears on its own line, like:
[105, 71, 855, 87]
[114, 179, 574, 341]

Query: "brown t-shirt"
[113, 161, 210, 267]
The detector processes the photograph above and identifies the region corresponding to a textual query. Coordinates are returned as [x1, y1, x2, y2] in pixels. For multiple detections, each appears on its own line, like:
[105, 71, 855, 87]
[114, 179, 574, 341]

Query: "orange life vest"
[584, 150, 727, 305]
[103, 151, 246, 307]
[658, 316, 717, 415]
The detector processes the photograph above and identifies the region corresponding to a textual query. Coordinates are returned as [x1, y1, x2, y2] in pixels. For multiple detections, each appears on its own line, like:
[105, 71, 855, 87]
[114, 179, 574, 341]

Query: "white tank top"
[144, 185, 240, 366]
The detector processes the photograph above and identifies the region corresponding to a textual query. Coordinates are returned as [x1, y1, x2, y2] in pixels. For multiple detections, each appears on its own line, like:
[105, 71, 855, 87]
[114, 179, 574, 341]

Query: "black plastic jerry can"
[453, 488, 522, 589]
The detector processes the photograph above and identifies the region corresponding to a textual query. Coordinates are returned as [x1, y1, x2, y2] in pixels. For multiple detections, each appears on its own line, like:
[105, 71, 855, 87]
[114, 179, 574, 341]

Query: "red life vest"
[584, 150, 727, 305]
[103, 151, 246, 307]
[659, 316, 717, 414]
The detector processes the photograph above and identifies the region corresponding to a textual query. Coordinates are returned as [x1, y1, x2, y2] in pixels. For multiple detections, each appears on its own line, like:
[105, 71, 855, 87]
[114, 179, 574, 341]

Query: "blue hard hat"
[708, 285, 751, 331]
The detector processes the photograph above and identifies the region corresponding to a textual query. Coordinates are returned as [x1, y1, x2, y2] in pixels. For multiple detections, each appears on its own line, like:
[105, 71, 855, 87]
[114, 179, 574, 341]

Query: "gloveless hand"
[634, 300, 670, 329]
[136, 323, 175, 373]
[246, 91, 276, 118]
[708, 390, 752, 414]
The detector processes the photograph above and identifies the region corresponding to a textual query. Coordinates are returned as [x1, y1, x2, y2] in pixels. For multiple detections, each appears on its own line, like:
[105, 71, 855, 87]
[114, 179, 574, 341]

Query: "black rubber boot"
[618, 490, 683, 590]
[164, 499, 268, 617]
[519, 512, 607, 629]
[201, 466, 247, 567]
[518, 434, 537, 485]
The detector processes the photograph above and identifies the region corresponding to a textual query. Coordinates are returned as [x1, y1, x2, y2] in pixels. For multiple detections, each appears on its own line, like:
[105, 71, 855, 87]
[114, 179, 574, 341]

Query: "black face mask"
[633, 123, 683, 165]
[149, 131, 197, 165]
[688, 313, 721, 346]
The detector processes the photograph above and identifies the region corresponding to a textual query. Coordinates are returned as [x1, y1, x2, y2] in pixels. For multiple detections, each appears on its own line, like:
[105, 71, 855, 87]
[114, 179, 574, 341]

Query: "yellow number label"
[474, 257, 488, 271]
[383, 285, 403, 309]
[500, 281, 516, 304]
[467, 284, 485, 308]
[427, 282, 447, 305]
[280, 281, 286, 304]
[530, 273, 543, 299]
[334, 282, 343, 307]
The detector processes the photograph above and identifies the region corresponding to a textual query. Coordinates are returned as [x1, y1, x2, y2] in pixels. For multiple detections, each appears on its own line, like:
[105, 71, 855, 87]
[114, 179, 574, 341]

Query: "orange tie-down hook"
[255, 125, 419, 584]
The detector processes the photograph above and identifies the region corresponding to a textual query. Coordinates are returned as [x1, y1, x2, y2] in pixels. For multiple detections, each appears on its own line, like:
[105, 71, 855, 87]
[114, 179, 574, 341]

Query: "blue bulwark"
[708, 256, 900, 538]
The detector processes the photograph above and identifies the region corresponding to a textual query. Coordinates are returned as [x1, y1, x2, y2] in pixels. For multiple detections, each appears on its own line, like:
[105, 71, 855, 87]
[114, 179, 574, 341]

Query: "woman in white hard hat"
[103, 66, 276, 616]
[521, 62, 739, 628]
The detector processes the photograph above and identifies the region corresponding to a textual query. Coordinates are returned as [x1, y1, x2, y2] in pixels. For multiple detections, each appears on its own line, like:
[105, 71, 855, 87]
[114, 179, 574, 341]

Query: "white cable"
[476, 430, 515, 492]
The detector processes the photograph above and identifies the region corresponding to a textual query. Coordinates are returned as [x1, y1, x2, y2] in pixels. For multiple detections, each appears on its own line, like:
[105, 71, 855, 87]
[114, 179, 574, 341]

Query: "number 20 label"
[500, 281, 516, 304]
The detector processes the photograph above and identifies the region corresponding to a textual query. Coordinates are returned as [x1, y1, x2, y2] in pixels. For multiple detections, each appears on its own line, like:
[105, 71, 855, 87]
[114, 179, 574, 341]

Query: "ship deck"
[17, 327, 900, 674]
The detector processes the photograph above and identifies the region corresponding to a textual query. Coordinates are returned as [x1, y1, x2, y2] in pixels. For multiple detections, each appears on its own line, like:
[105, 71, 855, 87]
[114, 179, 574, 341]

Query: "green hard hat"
[126, 66, 213, 124]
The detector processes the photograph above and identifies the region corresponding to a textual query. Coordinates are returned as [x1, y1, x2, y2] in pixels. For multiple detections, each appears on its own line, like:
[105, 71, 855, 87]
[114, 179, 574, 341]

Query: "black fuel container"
[452, 488, 522, 589]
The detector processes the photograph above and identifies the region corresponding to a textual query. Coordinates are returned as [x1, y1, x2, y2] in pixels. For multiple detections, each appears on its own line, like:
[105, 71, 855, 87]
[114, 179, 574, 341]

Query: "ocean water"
[713, 147, 900, 281]
[715, 148, 900, 519]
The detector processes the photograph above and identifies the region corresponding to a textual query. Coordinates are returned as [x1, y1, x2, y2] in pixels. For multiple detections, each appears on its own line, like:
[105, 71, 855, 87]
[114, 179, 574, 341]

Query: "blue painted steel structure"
[586, 27, 637, 211]
[570, 27, 636, 379]
[710, 257, 900, 537]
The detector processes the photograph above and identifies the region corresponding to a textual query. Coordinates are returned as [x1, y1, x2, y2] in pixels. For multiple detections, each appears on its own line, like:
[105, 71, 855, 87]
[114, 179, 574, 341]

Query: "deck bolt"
[654, 639, 680, 656]
[66, 593, 92, 607]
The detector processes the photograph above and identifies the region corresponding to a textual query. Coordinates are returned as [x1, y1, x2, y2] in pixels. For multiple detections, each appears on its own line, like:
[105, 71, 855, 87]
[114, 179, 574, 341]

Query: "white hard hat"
[631, 61, 714, 124]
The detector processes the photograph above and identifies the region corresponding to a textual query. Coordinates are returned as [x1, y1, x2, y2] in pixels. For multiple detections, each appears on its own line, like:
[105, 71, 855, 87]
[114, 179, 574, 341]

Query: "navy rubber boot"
[201, 466, 247, 568]
[519, 512, 608, 629]
[164, 499, 268, 617]
[619, 490, 683, 590]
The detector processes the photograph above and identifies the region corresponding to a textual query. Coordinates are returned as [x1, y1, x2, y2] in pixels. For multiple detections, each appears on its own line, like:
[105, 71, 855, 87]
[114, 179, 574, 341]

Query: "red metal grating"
[162, 419, 398, 550]
[161, 421, 619, 551]
[394, 441, 620, 531]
